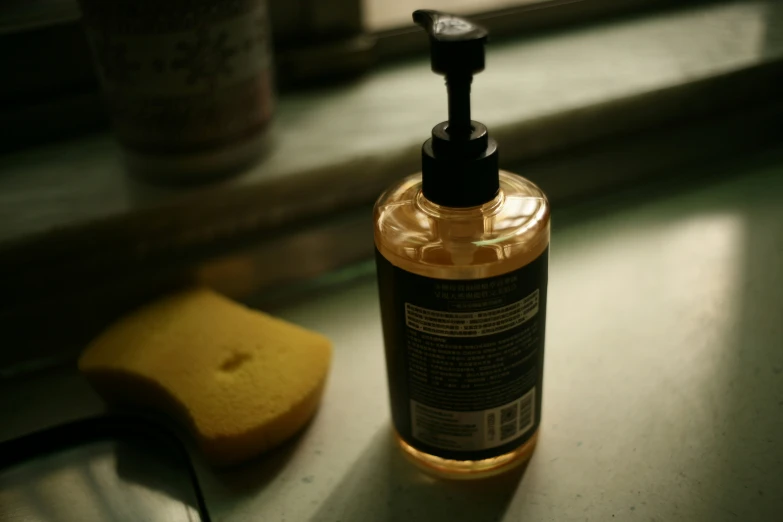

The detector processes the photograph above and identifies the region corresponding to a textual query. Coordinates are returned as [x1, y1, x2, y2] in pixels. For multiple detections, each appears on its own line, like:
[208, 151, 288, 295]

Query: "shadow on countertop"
[309, 427, 526, 522]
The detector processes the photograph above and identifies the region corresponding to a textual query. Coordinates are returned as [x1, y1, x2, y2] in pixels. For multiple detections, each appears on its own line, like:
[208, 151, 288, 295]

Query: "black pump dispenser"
[414, 10, 499, 208]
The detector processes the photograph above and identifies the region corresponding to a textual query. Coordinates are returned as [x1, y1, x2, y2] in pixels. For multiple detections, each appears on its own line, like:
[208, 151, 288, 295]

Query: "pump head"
[413, 10, 499, 208]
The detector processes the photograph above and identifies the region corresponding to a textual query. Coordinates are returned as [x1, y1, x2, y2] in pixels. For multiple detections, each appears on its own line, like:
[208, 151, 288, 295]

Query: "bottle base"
[395, 429, 539, 480]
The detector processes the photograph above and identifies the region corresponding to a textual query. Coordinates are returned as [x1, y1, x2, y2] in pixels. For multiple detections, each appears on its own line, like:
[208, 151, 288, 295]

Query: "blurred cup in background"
[78, 0, 275, 184]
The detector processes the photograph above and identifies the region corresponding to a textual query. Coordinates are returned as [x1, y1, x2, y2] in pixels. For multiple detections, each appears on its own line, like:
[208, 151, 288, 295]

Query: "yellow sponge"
[78, 288, 332, 466]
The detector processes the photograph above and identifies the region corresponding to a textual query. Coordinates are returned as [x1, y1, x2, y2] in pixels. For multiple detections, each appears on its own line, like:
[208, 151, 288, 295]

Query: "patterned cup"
[79, 0, 275, 183]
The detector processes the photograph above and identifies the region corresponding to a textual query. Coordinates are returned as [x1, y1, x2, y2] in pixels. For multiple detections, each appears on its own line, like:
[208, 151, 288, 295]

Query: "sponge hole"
[220, 351, 252, 372]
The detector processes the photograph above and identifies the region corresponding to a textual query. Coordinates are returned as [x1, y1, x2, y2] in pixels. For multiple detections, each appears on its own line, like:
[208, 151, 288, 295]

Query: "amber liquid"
[374, 170, 551, 478]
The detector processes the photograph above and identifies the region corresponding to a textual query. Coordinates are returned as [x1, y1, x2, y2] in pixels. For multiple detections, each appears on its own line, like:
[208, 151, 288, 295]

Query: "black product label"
[376, 248, 548, 461]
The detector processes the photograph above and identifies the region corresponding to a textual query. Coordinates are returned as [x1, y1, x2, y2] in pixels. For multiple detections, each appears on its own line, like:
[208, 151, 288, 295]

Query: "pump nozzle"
[413, 10, 488, 138]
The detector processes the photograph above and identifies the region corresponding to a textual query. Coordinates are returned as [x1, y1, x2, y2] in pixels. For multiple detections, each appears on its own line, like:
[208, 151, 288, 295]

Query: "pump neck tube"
[446, 74, 473, 139]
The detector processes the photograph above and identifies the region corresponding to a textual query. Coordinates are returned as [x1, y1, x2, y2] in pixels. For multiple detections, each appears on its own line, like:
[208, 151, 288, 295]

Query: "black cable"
[0, 415, 211, 522]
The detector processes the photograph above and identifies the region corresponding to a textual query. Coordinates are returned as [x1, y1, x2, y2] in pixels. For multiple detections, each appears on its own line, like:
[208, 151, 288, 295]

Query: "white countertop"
[3, 149, 782, 521]
[213, 153, 783, 522]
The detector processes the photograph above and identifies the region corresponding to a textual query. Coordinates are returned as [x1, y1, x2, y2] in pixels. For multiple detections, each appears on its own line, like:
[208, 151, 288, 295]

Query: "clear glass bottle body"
[374, 170, 551, 478]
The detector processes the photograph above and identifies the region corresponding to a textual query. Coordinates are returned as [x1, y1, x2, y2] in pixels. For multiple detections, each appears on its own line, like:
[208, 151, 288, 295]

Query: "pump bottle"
[374, 10, 551, 477]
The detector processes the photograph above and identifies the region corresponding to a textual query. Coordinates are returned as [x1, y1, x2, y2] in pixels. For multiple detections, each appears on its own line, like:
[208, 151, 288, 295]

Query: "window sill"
[1, 0, 782, 363]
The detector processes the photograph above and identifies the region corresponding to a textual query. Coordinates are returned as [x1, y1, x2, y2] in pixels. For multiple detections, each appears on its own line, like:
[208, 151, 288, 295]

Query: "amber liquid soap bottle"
[374, 10, 551, 478]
